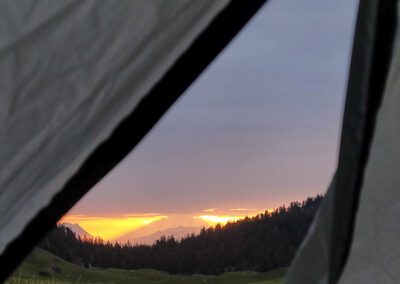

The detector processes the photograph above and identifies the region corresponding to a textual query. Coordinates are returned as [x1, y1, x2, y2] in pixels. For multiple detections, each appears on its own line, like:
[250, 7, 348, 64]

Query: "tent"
[0, 0, 397, 283]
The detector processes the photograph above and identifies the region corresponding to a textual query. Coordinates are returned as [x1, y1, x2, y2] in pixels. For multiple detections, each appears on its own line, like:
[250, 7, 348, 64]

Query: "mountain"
[129, 226, 203, 245]
[113, 215, 210, 244]
[60, 222, 93, 239]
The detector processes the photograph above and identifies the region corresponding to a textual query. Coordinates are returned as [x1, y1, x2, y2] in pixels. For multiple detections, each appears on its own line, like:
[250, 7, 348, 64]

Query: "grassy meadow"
[6, 248, 285, 284]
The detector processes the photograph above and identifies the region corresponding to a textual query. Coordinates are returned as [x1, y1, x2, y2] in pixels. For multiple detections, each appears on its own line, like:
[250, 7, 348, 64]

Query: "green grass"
[5, 248, 285, 284]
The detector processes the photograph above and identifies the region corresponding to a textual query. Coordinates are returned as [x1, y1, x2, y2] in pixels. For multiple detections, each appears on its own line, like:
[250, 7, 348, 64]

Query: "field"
[5, 248, 285, 284]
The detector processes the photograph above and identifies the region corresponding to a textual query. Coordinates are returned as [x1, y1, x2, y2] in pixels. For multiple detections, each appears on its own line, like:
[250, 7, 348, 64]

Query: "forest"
[38, 195, 323, 275]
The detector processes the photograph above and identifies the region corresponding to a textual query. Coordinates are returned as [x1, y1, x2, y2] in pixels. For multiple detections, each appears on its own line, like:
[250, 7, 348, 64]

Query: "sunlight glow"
[59, 215, 167, 241]
[198, 215, 244, 225]
[203, 208, 216, 212]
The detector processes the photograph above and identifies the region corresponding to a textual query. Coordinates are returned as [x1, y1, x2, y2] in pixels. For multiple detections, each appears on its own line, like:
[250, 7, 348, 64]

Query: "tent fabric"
[284, 0, 398, 283]
[338, 3, 400, 281]
[0, 0, 267, 281]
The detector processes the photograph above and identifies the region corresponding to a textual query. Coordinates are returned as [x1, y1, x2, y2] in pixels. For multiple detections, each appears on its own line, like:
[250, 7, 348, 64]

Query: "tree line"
[39, 195, 323, 275]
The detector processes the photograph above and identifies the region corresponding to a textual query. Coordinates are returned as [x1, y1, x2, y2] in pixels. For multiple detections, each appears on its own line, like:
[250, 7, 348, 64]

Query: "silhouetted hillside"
[39, 195, 323, 275]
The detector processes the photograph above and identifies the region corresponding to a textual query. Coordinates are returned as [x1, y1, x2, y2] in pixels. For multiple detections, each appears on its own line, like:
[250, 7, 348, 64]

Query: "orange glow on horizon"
[203, 208, 216, 212]
[198, 215, 244, 225]
[59, 209, 276, 242]
[59, 215, 167, 241]
[198, 209, 274, 225]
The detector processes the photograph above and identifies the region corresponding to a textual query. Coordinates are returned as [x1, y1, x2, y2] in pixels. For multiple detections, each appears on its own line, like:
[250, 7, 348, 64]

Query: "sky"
[62, 0, 359, 241]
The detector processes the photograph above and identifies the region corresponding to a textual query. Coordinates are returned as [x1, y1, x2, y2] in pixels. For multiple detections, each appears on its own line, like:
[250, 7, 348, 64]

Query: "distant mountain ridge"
[61, 221, 204, 245]
[113, 216, 210, 244]
[60, 222, 94, 239]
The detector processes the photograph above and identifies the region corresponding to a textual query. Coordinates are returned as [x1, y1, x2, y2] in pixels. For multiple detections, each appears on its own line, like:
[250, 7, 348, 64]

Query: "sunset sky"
[62, 0, 359, 241]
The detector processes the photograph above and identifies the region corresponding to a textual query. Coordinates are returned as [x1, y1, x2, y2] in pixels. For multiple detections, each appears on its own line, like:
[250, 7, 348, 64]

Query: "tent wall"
[0, 0, 266, 281]
[339, 2, 400, 281]
[284, 0, 398, 283]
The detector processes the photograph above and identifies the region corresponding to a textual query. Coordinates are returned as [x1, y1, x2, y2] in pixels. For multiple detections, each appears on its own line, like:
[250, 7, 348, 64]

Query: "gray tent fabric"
[284, 0, 398, 283]
[0, 0, 268, 281]
[339, 3, 400, 281]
